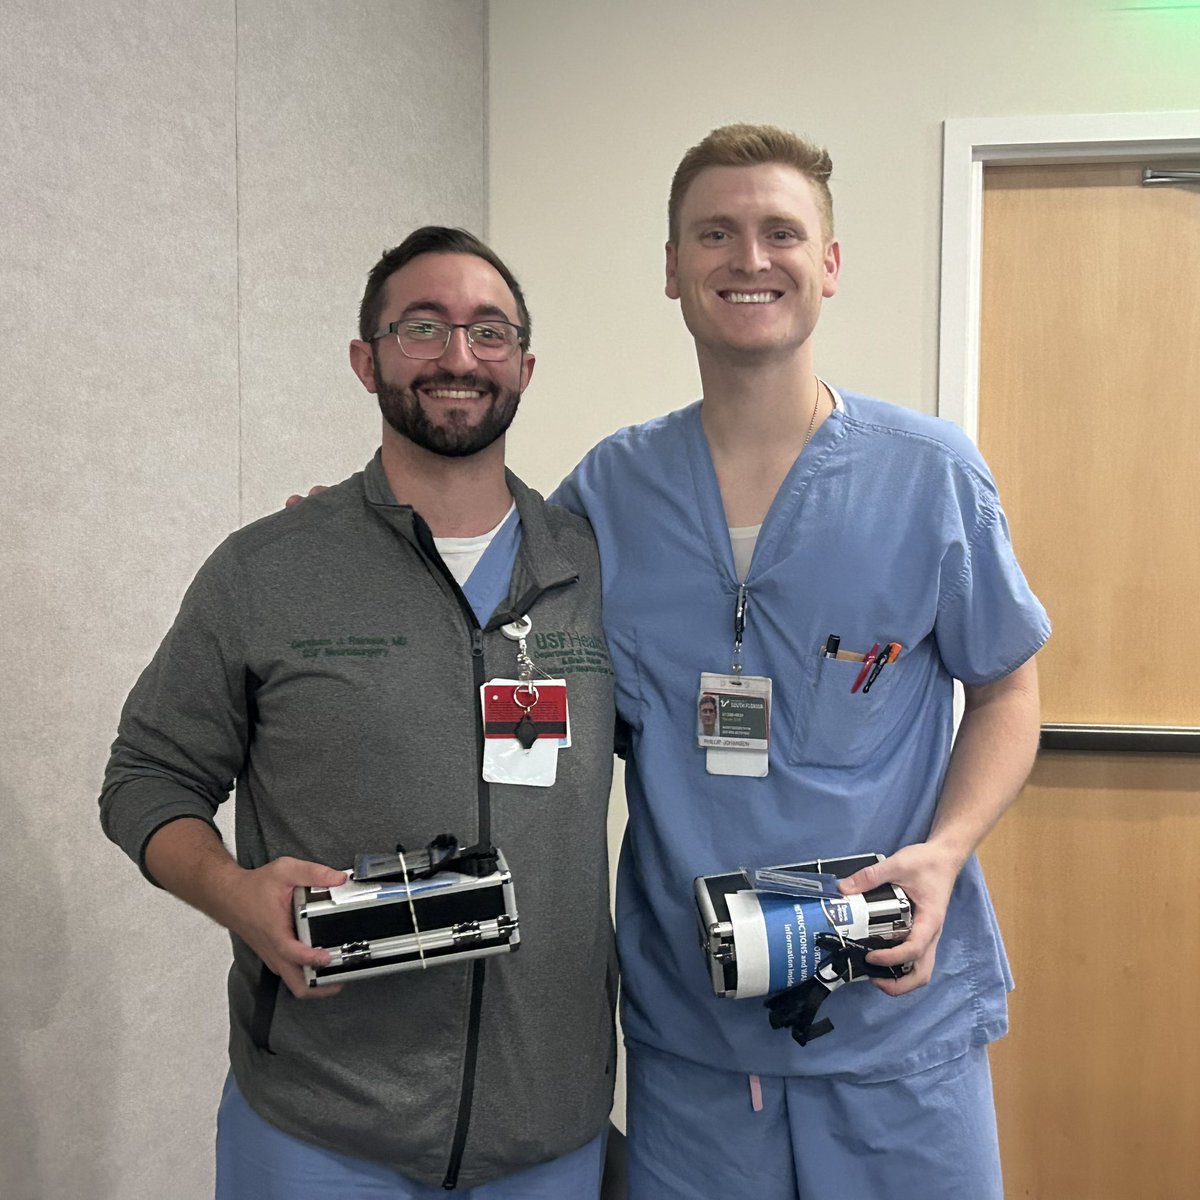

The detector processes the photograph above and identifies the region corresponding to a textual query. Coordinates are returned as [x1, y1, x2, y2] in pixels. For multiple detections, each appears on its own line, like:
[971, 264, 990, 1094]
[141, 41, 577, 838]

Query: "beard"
[376, 368, 521, 458]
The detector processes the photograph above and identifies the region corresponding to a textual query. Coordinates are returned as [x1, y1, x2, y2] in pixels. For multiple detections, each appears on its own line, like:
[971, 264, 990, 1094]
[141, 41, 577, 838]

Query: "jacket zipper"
[441, 626, 488, 1190]
[409, 517, 498, 1191]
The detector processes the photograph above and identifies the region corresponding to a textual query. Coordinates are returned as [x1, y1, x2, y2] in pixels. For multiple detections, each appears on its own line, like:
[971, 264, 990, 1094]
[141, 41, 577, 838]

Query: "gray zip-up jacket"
[100, 453, 617, 1190]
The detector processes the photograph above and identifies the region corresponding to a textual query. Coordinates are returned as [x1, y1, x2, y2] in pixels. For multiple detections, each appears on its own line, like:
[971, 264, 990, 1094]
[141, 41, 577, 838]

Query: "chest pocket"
[786, 650, 904, 769]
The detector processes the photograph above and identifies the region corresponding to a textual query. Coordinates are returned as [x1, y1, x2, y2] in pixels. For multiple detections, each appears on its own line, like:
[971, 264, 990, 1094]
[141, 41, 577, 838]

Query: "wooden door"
[977, 161, 1200, 1199]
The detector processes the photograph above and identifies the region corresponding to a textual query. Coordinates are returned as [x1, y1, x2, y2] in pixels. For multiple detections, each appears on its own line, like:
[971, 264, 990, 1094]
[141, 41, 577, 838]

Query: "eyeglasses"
[372, 318, 526, 362]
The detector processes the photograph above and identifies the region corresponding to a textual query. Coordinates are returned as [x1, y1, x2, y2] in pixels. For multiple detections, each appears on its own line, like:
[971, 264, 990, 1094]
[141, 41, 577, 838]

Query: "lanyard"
[732, 584, 748, 674]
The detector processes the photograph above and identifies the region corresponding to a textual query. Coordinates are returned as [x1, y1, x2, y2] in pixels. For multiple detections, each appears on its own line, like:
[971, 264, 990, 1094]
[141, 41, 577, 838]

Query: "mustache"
[411, 370, 497, 395]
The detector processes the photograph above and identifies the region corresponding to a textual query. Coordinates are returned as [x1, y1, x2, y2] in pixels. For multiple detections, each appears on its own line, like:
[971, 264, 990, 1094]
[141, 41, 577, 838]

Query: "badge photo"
[698, 671, 772, 777]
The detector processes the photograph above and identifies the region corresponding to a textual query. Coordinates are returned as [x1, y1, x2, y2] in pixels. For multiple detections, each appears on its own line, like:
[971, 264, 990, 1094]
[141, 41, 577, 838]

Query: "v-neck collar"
[683, 390, 847, 586]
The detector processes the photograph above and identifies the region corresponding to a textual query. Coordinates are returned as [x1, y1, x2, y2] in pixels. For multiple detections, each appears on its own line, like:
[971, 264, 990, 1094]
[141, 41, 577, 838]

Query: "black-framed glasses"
[372, 318, 526, 362]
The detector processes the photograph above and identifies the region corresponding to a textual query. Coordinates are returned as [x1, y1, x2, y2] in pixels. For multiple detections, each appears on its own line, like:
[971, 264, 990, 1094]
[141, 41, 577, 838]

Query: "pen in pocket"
[861, 642, 903, 694]
[821, 636, 872, 663]
[850, 644, 881, 694]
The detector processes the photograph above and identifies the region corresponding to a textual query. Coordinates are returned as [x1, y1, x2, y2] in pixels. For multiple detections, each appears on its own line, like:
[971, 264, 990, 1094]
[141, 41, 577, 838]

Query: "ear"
[518, 351, 536, 393]
[665, 242, 680, 300]
[822, 239, 842, 299]
[349, 339, 378, 393]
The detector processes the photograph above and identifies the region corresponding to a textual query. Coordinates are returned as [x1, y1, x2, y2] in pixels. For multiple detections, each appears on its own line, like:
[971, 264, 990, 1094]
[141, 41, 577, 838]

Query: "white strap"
[396, 851, 428, 968]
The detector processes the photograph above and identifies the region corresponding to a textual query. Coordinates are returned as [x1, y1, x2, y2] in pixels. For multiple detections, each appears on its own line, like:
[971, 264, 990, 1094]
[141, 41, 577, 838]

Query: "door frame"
[937, 111, 1200, 438]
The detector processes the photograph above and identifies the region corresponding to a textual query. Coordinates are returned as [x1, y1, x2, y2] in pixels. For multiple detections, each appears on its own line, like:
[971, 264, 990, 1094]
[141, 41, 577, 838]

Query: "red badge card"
[482, 679, 570, 745]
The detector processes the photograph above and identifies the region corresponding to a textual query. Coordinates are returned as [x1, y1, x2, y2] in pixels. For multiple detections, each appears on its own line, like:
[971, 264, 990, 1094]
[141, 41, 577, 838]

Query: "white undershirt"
[432, 503, 516, 588]
[728, 525, 760, 582]
[727, 384, 843, 581]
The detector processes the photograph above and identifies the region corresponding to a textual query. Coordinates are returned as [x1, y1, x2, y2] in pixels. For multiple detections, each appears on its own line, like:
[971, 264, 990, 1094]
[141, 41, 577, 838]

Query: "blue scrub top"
[460, 507, 522, 626]
[554, 391, 1050, 1081]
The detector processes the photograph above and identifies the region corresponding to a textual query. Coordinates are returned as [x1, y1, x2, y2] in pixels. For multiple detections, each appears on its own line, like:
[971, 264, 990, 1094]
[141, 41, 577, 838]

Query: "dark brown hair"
[358, 226, 531, 346]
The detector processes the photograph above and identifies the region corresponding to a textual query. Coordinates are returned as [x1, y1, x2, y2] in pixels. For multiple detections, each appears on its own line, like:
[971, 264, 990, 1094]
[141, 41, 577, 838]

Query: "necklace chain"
[802, 377, 821, 451]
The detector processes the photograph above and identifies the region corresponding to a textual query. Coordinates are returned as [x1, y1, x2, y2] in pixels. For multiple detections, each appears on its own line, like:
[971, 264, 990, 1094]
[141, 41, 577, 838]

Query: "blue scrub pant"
[625, 1039, 1002, 1200]
[216, 1074, 606, 1199]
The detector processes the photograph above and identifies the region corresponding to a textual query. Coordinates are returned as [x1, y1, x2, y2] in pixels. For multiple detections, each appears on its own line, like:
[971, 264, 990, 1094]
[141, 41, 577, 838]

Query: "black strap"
[764, 933, 907, 1047]
[764, 972, 837, 1046]
[353, 835, 500, 884]
[442, 842, 501, 878]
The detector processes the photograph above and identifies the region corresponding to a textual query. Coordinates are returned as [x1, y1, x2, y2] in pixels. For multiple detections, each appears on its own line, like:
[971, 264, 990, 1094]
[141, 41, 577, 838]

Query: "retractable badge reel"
[480, 616, 571, 787]
[698, 585, 772, 778]
[506, 617, 540, 751]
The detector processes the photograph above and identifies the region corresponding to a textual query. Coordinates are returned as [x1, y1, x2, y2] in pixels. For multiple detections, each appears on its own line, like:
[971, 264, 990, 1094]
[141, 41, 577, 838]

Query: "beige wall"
[0, 3, 485, 1198]
[491, 0, 1200, 491]
[6, 1, 1198, 1191]
[488, 0, 1200, 1128]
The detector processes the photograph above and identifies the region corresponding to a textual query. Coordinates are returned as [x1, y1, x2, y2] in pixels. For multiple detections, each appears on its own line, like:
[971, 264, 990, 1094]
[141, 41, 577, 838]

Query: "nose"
[731, 237, 771, 275]
[438, 325, 476, 371]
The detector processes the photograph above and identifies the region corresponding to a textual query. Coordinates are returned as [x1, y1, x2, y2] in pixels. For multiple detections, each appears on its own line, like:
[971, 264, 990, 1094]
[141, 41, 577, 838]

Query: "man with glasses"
[100, 227, 617, 1199]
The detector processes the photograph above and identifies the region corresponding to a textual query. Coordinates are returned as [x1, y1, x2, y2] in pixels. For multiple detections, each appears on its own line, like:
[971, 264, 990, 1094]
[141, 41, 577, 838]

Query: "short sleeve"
[934, 494, 1050, 686]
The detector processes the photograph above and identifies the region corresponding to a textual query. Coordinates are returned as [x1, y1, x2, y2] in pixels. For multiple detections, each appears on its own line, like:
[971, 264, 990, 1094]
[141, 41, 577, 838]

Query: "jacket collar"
[361, 450, 578, 606]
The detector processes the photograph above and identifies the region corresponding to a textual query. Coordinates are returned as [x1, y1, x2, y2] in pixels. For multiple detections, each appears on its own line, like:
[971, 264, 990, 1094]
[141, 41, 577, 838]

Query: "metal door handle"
[1040, 723, 1200, 753]
[1142, 169, 1200, 187]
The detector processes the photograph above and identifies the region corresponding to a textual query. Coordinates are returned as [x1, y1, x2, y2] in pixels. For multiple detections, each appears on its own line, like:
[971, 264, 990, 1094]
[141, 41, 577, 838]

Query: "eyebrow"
[761, 212, 811, 229]
[398, 300, 515, 323]
[688, 212, 812, 232]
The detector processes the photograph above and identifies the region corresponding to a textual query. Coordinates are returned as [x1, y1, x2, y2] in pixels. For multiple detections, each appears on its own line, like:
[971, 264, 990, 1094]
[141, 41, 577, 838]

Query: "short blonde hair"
[668, 123, 834, 244]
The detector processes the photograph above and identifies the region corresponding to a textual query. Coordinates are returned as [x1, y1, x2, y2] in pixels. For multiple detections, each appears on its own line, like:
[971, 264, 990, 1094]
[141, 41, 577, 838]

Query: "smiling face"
[351, 252, 534, 459]
[665, 163, 840, 368]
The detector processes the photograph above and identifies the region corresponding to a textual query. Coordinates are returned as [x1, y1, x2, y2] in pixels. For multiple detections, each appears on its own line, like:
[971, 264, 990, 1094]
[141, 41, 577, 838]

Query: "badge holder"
[481, 616, 570, 787]
[700, 585, 771, 777]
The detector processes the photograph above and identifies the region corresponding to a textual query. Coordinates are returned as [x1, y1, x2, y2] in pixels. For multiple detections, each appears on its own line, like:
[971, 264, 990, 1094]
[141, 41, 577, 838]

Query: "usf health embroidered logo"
[530, 630, 613, 677]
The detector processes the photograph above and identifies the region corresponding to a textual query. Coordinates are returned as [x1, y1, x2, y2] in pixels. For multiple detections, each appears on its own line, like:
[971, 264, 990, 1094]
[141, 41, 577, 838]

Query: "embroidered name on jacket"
[289, 635, 408, 659]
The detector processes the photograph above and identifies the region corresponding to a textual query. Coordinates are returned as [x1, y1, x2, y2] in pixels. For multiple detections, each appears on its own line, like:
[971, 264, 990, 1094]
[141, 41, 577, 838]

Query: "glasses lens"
[394, 319, 521, 361]
[468, 322, 519, 361]
[396, 319, 450, 359]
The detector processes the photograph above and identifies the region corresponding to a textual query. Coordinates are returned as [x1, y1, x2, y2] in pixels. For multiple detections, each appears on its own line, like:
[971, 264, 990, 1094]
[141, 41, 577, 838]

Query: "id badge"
[698, 672, 771, 778]
[481, 678, 569, 787]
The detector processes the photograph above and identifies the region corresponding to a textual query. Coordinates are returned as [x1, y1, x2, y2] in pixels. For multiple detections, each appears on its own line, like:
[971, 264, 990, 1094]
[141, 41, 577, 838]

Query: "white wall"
[488, 0, 1200, 1127]
[0, 3, 485, 1197]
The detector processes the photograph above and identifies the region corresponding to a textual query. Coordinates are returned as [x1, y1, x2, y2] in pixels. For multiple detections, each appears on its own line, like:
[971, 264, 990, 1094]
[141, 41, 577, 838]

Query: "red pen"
[850, 643, 880, 694]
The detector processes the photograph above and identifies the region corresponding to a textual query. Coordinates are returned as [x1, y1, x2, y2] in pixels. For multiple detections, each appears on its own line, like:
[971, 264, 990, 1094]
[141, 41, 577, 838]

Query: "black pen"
[861, 642, 901, 694]
[822, 634, 841, 659]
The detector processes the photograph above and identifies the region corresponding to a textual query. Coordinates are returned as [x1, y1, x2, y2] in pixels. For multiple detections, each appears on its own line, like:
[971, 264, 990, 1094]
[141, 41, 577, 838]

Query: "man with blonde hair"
[555, 122, 1048, 1198]
[667, 122, 836, 243]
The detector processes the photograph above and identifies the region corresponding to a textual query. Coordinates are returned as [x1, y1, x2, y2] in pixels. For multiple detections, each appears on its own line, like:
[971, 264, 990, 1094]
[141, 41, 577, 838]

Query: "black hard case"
[694, 853, 912, 998]
[294, 850, 519, 986]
